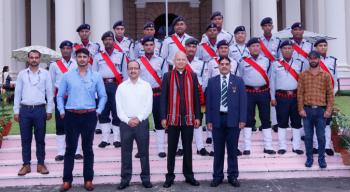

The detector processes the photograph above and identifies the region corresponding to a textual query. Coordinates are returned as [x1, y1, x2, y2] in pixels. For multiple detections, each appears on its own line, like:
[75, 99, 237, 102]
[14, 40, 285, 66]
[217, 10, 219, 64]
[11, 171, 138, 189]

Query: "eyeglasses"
[128, 67, 140, 71]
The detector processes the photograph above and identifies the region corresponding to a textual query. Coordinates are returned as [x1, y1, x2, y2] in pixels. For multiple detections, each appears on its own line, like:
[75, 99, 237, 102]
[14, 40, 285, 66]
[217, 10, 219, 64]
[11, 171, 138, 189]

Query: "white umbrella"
[274, 28, 336, 43]
[12, 45, 61, 63]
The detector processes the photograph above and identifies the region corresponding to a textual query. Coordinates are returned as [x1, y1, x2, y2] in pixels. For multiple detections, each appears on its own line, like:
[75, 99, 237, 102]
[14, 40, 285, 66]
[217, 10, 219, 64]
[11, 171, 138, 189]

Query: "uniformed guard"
[134, 22, 163, 58]
[136, 36, 168, 158]
[270, 40, 305, 155]
[229, 26, 250, 63]
[113, 20, 135, 61]
[197, 23, 219, 62]
[313, 38, 338, 156]
[200, 11, 234, 46]
[49, 41, 84, 161]
[185, 38, 210, 156]
[92, 31, 127, 148]
[259, 17, 282, 132]
[160, 16, 193, 69]
[239, 37, 276, 155]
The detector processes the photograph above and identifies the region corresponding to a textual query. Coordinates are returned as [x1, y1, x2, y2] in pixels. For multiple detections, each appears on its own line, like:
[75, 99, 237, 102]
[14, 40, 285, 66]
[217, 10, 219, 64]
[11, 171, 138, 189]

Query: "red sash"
[74, 44, 93, 64]
[171, 35, 186, 53]
[292, 43, 309, 59]
[278, 60, 299, 82]
[100, 52, 123, 84]
[140, 56, 162, 86]
[56, 60, 68, 73]
[320, 60, 335, 88]
[185, 64, 205, 106]
[243, 57, 270, 87]
[113, 42, 130, 63]
[202, 43, 219, 64]
[259, 40, 275, 61]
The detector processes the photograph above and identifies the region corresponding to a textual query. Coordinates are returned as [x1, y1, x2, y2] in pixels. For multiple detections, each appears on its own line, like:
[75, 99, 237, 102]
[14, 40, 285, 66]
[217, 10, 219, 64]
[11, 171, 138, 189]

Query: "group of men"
[13, 11, 336, 191]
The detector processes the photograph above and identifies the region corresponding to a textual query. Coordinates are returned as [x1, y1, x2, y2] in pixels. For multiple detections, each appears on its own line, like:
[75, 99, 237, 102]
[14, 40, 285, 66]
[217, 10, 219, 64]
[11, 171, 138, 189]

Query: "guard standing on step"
[112, 20, 135, 61]
[134, 22, 163, 58]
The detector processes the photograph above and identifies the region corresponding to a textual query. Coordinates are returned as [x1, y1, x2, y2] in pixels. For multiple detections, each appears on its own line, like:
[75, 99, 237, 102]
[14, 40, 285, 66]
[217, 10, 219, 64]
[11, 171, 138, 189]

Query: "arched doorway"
[154, 13, 177, 40]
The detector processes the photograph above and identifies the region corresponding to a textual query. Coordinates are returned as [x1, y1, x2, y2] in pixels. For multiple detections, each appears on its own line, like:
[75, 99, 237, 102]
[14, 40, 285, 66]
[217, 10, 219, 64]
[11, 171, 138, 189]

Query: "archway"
[154, 13, 177, 40]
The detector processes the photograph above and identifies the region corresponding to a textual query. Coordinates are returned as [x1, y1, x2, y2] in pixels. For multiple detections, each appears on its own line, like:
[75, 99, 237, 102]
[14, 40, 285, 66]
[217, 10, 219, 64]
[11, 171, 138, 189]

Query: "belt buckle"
[311, 106, 318, 109]
[106, 78, 114, 83]
[254, 87, 260, 90]
[287, 91, 294, 95]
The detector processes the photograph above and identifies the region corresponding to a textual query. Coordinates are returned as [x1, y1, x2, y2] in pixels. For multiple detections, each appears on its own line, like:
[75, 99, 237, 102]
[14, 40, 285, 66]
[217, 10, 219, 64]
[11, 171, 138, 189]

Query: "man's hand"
[161, 119, 168, 129]
[128, 118, 140, 128]
[206, 123, 213, 131]
[324, 110, 332, 118]
[46, 113, 52, 120]
[60, 113, 65, 119]
[299, 110, 307, 118]
[239, 122, 246, 129]
[194, 119, 201, 128]
[271, 100, 277, 106]
[14, 114, 19, 122]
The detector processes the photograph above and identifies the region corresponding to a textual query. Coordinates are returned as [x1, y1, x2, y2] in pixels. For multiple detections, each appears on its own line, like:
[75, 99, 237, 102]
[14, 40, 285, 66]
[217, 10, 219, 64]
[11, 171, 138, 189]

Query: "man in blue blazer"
[206, 56, 247, 187]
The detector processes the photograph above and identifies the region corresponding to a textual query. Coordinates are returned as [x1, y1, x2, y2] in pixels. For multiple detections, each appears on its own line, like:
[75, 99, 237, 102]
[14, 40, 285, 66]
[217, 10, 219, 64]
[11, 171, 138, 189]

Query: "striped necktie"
[221, 75, 228, 107]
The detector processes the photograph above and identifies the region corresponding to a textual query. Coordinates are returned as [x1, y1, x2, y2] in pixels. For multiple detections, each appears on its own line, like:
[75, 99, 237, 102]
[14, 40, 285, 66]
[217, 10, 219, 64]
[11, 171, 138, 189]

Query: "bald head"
[174, 51, 188, 71]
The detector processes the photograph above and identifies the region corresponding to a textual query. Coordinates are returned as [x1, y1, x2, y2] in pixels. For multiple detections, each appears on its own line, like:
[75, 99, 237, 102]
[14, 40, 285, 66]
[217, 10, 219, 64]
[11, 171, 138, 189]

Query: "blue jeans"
[303, 107, 326, 161]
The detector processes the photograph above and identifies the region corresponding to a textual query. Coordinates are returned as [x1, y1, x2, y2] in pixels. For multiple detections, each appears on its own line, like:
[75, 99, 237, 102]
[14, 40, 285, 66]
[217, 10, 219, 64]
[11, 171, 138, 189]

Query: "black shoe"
[318, 159, 327, 168]
[243, 150, 250, 155]
[197, 148, 209, 156]
[237, 149, 242, 156]
[110, 129, 113, 134]
[305, 158, 313, 168]
[313, 148, 318, 154]
[210, 179, 222, 187]
[98, 141, 110, 148]
[326, 148, 334, 156]
[117, 181, 129, 190]
[113, 141, 121, 148]
[185, 178, 200, 186]
[272, 124, 278, 133]
[163, 179, 174, 188]
[176, 149, 183, 156]
[135, 152, 140, 158]
[206, 138, 212, 144]
[158, 152, 166, 158]
[258, 127, 262, 131]
[292, 149, 304, 155]
[142, 181, 153, 188]
[228, 178, 240, 187]
[209, 151, 214, 156]
[264, 149, 276, 155]
[301, 136, 305, 141]
[277, 149, 286, 155]
[74, 154, 83, 160]
[95, 129, 102, 134]
[252, 126, 257, 132]
[55, 155, 64, 161]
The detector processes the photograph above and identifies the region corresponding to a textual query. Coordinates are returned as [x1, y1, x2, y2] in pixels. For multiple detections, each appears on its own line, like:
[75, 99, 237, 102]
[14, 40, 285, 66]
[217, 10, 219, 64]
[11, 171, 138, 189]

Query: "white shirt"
[14, 68, 54, 114]
[115, 78, 153, 124]
[220, 74, 229, 112]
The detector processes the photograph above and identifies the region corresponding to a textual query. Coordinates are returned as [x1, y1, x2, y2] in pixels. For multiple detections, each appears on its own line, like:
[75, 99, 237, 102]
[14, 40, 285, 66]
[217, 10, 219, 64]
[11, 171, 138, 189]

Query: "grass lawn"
[7, 96, 350, 135]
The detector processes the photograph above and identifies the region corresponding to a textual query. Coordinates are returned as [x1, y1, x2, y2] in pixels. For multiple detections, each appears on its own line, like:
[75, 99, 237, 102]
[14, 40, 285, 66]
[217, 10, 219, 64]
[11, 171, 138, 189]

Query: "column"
[223, 0, 242, 35]
[251, 0, 277, 37]
[212, 0, 224, 13]
[90, 0, 110, 46]
[110, 0, 123, 28]
[31, 0, 49, 46]
[282, 0, 301, 28]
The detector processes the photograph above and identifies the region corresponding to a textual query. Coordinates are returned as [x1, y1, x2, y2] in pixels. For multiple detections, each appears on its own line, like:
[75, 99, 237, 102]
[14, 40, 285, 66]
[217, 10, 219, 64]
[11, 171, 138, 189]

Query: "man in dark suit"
[206, 56, 247, 187]
[160, 51, 201, 188]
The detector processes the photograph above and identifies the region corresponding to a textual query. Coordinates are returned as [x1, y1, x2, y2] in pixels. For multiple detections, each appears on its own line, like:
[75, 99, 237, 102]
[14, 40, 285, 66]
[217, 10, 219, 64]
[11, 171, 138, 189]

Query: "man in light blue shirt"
[57, 48, 107, 191]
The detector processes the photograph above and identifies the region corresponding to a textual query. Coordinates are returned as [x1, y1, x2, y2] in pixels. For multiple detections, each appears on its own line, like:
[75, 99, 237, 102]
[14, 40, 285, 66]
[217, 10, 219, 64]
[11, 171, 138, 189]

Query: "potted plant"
[0, 126, 3, 148]
[339, 135, 350, 165]
[332, 109, 350, 153]
[0, 89, 12, 137]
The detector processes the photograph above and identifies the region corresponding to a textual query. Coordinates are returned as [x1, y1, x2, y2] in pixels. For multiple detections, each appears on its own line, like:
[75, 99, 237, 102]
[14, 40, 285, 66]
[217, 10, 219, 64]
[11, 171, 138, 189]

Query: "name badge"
[232, 86, 237, 93]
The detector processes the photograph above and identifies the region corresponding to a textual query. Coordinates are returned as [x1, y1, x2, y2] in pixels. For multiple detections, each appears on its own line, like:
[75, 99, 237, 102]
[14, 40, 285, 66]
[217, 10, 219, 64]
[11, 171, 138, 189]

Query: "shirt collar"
[26, 67, 42, 74]
[220, 73, 229, 80]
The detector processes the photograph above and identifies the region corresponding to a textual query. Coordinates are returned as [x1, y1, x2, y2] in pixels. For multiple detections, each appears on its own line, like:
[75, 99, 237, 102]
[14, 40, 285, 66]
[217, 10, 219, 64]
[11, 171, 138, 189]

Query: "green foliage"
[0, 91, 12, 131]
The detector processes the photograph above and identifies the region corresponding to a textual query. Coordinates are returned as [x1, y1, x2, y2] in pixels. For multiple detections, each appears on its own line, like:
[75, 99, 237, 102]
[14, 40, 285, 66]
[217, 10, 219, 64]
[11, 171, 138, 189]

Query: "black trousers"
[63, 111, 97, 183]
[54, 97, 65, 135]
[120, 120, 150, 183]
[152, 95, 162, 130]
[98, 83, 120, 126]
[166, 125, 194, 180]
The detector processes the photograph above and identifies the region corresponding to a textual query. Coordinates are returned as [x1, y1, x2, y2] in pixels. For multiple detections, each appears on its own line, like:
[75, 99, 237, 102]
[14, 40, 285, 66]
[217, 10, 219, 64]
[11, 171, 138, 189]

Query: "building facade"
[1, 0, 350, 78]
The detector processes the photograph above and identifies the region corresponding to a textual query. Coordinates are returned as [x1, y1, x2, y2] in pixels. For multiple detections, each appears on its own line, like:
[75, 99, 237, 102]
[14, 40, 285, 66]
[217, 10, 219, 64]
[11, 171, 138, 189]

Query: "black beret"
[308, 50, 321, 59]
[76, 24, 90, 32]
[217, 40, 229, 48]
[314, 38, 328, 47]
[234, 26, 246, 34]
[59, 40, 73, 49]
[291, 22, 303, 30]
[113, 20, 124, 29]
[246, 37, 260, 47]
[206, 22, 218, 31]
[143, 21, 155, 29]
[141, 36, 155, 45]
[185, 38, 199, 46]
[260, 17, 273, 26]
[279, 40, 293, 48]
[101, 31, 114, 41]
[172, 16, 185, 26]
[210, 11, 223, 20]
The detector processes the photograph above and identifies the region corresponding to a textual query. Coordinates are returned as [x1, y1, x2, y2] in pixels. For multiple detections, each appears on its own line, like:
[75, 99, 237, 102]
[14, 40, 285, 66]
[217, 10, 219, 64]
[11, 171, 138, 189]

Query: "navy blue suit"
[205, 74, 247, 181]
